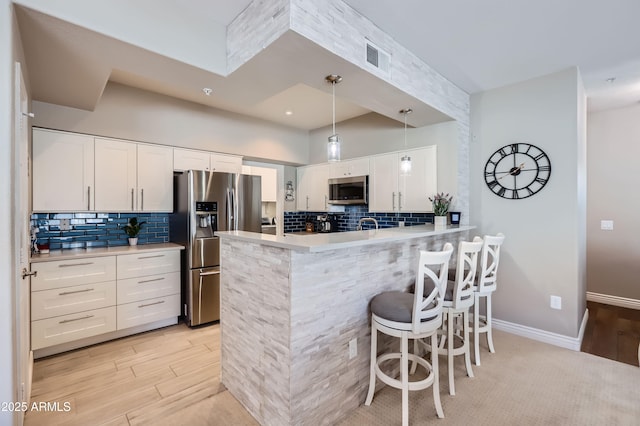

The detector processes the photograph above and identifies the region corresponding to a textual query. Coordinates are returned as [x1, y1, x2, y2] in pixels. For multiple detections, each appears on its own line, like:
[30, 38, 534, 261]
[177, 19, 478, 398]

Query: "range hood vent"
[365, 40, 390, 75]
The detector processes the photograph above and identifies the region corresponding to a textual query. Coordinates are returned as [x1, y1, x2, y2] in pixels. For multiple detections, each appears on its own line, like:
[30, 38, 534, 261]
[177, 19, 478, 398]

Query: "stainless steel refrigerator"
[170, 170, 261, 326]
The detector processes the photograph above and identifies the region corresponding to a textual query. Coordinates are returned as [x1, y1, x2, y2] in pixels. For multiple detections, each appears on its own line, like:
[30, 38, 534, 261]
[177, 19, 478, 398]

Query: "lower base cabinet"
[30, 248, 182, 357]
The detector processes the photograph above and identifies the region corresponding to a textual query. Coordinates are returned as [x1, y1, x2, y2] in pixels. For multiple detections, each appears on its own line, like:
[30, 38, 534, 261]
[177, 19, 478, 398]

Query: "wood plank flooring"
[581, 301, 640, 366]
[24, 322, 256, 426]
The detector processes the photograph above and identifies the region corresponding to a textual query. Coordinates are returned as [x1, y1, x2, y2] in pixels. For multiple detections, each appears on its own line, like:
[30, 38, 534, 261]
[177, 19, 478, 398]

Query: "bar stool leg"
[474, 293, 481, 366]
[410, 339, 419, 375]
[447, 311, 455, 395]
[401, 332, 409, 426]
[365, 323, 378, 406]
[486, 294, 495, 353]
[463, 310, 474, 378]
[432, 332, 444, 418]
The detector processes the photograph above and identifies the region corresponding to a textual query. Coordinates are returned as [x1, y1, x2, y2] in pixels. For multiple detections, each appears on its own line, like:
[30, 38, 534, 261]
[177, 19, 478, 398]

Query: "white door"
[15, 62, 32, 424]
[137, 144, 173, 211]
[370, 152, 399, 212]
[32, 129, 94, 211]
[95, 138, 137, 212]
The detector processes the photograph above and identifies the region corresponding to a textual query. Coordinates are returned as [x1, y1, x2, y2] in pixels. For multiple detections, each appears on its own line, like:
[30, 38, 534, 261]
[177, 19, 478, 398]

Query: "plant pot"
[128, 237, 138, 246]
[434, 216, 447, 229]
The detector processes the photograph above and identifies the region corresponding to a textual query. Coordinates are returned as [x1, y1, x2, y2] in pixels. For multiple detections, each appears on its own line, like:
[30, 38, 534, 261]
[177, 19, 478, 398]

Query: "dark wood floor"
[581, 301, 640, 367]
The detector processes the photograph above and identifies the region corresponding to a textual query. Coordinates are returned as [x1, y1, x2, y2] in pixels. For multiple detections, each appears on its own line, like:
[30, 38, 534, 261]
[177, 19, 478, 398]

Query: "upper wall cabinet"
[243, 166, 277, 202]
[33, 129, 173, 213]
[33, 129, 95, 212]
[328, 158, 370, 179]
[369, 146, 437, 213]
[297, 164, 329, 211]
[174, 148, 243, 173]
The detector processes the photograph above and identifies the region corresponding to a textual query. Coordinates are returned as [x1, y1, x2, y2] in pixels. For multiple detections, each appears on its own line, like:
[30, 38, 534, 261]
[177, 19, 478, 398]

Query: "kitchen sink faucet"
[357, 217, 379, 230]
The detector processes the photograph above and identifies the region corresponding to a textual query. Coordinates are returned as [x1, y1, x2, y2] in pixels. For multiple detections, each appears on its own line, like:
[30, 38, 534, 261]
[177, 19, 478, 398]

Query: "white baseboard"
[586, 292, 640, 310]
[493, 308, 589, 352]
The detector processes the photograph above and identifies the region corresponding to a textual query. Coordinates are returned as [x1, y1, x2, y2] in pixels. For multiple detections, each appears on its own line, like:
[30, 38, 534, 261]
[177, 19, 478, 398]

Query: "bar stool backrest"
[412, 242, 453, 334]
[476, 233, 505, 294]
[452, 237, 483, 310]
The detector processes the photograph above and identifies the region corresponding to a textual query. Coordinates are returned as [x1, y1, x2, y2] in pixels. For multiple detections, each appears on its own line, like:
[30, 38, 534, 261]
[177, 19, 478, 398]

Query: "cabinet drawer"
[117, 294, 180, 330]
[32, 281, 116, 321]
[117, 250, 180, 279]
[31, 257, 116, 291]
[31, 306, 116, 350]
[117, 271, 180, 304]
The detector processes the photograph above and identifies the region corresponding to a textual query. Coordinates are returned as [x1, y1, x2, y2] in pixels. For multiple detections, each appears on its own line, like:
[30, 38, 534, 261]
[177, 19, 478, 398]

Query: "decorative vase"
[434, 215, 447, 228]
[128, 237, 138, 246]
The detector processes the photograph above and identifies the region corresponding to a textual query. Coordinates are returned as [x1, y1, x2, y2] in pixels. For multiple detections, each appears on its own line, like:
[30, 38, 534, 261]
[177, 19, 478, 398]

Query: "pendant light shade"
[400, 108, 412, 175]
[326, 74, 342, 162]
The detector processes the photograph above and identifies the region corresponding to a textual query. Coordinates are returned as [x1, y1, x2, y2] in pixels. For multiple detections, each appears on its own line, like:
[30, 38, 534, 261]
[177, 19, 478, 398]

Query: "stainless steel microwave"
[328, 176, 367, 205]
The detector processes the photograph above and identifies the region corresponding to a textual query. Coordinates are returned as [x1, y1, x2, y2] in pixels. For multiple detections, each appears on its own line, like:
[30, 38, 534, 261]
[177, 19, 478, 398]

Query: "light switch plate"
[600, 220, 614, 230]
[550, 295, 562, 310]
[59, 218, 71, 231]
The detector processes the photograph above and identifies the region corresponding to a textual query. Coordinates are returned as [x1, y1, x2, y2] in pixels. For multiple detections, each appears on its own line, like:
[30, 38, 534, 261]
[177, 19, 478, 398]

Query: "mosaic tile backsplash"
[30, 212, 169, 251]
[284, 205, 436, 233]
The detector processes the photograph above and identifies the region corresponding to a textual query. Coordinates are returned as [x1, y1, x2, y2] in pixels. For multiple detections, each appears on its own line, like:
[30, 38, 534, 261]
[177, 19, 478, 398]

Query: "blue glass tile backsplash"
[284, 206, 434, 233]
[31, 212, 169, 250]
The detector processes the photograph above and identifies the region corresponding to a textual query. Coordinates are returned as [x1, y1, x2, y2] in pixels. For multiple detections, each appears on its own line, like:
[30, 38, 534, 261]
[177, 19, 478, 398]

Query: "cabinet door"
[174, 148, 210, 171]
[329, 158, 369, 178]
[297, 165, 328, 211]
[369, 153, 399, 212]
[32, 129, 94, 212]
[210, 153, 242, 173]
[399, 147, 438, 212]
[137, 144, 173, 212]
[31, 306, 116, 350]
[248, 166, 277, 202]
[95, 138, 137, 212]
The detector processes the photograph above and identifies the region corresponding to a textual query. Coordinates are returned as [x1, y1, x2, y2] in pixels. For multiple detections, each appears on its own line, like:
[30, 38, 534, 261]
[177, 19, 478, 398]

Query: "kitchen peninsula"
[216, 224, 474, 425]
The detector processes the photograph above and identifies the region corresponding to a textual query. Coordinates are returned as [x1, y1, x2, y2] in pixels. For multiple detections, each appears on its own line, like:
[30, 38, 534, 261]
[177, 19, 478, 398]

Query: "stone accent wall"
[220, 230, 469, 425]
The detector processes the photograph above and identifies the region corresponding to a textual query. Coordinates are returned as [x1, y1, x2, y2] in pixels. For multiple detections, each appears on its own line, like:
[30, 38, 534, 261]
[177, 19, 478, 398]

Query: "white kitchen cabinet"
[244, 165, 277, 202]
[173, 148, 211, 171]
[137, 144, 174, 211]
[329, 157, 369, 178]
[30, 256, 117, 350]
[95, 138, 137, 211]
[297, 164, 329, 211]
[370, 146, 437, 212]
[211, 153, 243, 173]
[95, 139, 173, 212]
[32, 128, 95, 212]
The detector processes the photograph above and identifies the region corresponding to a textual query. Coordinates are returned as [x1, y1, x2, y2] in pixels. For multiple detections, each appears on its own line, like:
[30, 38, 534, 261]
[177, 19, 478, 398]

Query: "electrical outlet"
[550, 295, 562, 310]
[349, 338, 357, 359]
[600, 220, 614, 230]
[59, 218, 71, 231]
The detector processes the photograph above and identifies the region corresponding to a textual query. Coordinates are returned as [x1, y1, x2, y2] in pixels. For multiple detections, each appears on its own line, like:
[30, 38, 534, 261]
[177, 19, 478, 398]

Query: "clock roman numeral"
[512, 189, 520, 199]
[498, 148, 508, 158]
[535, 177, 547, 184]
[497, 187, 506, 197]
[510, 144, 519, 153]
[538, 165, 551, 172]
[487, 180, 499, 189]
[534, 153, 545, 161]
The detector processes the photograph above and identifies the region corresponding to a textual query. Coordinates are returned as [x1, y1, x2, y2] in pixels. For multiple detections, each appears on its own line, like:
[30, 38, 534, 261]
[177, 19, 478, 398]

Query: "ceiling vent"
[365, 40, 390, 75]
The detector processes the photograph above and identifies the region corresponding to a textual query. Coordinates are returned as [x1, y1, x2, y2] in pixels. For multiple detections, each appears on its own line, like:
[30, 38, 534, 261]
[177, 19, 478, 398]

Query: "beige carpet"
[339, 329, 640, 425]
[188, 330, 640, 426]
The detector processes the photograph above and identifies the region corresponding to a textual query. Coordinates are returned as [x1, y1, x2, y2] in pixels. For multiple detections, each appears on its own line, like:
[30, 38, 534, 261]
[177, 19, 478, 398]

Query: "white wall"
[470, 68, 587, 337]
[1, 0, 16, 424]
[32, 82, 310, 165]
[587, 103, 640, 300]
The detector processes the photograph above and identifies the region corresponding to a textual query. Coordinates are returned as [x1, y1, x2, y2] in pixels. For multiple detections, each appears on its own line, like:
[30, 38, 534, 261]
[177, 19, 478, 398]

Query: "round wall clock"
[484, 143, 551, 199]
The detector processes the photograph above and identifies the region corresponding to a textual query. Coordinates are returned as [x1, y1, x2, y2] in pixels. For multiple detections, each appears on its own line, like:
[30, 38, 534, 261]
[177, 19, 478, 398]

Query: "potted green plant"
[428, 192, 453, 228]
[123, 217, 146, 246]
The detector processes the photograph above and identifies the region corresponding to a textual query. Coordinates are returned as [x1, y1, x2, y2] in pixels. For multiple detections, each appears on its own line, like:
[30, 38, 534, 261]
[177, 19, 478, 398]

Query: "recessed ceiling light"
[202, 87, 213, 96]
[285, 110, 293, 116]
[606, 77, 616, 83]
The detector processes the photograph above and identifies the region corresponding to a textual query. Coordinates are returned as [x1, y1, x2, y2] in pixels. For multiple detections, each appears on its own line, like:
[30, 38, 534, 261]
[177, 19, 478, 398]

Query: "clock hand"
[498, 163, 525, 180]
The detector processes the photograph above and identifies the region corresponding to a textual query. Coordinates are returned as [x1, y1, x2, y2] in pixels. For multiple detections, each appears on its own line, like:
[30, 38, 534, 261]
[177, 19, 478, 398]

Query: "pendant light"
[399, 108, 412, 175]
[326, 74, 342, 162]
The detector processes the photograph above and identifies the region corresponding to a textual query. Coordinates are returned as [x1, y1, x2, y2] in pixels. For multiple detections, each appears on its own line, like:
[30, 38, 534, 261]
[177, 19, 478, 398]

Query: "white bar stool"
[436, 237, 483, 395]
[365, 243, 453, 425]
[473, 233, 505, 366]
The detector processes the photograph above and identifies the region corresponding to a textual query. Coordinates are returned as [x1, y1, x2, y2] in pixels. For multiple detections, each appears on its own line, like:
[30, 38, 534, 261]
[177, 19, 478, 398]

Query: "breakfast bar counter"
[216, 225, 474, 425]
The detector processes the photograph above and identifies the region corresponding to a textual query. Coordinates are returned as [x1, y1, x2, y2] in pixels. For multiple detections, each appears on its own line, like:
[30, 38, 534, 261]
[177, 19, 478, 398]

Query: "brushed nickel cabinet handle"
[21, 268, 37, 279]
[59, 314, 94, 324]
[138, 277, 165, 284]
[138, 254, 164, 260]
[138, 300, 165, 308]
[399, 192, 403, 210]
[140, 188, 144, 211]
[392, 192, 396, 210]
[87, 186, 91, 210]
[59, 288, 94, 296]
[131, 188, 134, 211]
[58, 262, 94, 268]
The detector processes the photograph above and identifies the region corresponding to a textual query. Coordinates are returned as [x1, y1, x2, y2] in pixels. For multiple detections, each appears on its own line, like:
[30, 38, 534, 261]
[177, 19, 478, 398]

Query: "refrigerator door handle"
[199, 270, 220, 276]
[231, 188, 238, 231]
[226, 187, 233, 231]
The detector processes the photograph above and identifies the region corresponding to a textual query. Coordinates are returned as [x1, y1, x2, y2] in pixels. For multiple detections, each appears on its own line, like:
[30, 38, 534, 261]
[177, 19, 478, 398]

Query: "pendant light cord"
[332, 81, 336, 135]
[404, 110, 407, 148]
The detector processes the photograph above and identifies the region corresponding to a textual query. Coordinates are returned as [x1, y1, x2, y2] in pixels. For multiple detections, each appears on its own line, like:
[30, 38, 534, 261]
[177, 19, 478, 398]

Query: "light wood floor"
[23, 322, 252, 426]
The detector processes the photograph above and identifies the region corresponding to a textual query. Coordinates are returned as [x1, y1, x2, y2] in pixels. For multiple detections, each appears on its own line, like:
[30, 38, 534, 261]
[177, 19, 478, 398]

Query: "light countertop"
[30, 242, 184, 263]
[216, 224, 475, 253]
